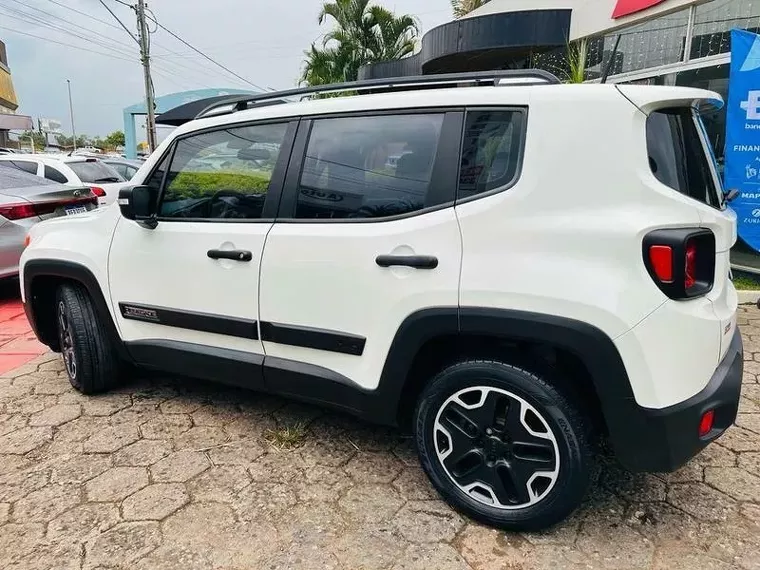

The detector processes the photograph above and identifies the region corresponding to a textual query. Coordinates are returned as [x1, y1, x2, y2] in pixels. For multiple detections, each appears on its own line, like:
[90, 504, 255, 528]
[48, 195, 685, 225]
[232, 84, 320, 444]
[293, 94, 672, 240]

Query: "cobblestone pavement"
[1, 308, 759, 570]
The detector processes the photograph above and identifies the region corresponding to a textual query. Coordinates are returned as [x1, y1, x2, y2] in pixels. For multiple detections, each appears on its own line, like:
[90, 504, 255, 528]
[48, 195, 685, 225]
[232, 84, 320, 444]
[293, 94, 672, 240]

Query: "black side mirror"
[118, 186, 158, 229]
[724, 188, 740, 203]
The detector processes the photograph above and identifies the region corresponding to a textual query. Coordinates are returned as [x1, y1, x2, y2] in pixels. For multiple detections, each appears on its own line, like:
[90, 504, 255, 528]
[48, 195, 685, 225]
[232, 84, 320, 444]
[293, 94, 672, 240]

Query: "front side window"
[295, 113, 444, 219]
[159, 122, 288, 220]
[646, 108, 721, 208]
[458, 110, 525, 201]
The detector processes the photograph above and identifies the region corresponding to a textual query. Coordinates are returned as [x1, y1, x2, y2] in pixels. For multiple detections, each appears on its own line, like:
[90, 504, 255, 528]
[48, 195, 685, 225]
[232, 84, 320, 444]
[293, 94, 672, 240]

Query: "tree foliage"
[302, 0, 419, 86]
[451, 0, 490, 18]
[105, 131, 126, 148]
[19, 130, 46, 151]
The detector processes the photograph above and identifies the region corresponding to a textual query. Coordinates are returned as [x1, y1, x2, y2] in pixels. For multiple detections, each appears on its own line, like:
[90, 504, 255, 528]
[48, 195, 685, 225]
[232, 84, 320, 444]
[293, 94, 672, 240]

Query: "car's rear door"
[257, 110, 464, 403]
[108, 119, 297, 386]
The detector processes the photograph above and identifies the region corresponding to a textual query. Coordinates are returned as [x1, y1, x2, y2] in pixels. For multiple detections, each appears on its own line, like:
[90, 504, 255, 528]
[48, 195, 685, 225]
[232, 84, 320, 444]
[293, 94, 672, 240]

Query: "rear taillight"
[0, 196, 97, 221]
[90, 186, 106, 198]
[643, 229, 715, 299]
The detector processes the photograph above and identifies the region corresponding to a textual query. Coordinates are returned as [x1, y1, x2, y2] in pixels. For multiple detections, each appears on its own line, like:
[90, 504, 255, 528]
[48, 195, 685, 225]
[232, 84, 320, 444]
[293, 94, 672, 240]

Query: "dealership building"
[360, 0, 760, 268]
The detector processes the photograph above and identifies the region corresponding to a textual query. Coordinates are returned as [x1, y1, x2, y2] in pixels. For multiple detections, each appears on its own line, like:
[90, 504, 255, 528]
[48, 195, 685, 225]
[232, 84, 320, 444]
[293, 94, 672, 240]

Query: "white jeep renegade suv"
[19, 71, 742, 531]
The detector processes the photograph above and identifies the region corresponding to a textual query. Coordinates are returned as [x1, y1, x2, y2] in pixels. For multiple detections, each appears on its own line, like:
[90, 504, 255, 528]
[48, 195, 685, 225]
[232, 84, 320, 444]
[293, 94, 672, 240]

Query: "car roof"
[172, 84, 722, 139]
[0, 154, 101, 165]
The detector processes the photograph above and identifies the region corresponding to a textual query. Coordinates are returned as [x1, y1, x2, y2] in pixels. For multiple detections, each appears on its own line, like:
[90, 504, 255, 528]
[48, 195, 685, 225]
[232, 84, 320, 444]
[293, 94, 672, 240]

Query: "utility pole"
[66, 79, 77, 151]
[136, 0, 157, 153]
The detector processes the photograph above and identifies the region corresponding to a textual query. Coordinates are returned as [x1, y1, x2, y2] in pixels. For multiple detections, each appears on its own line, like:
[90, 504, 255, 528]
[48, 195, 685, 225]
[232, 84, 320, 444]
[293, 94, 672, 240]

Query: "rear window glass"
[646, 108, 721, 208]
[0, 164, 55, 189]
[67, 161, 125, 183]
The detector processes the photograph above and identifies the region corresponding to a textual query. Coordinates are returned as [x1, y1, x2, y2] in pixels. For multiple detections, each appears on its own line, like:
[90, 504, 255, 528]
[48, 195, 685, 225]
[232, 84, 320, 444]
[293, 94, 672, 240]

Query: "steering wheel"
[206, 189, 246, 218]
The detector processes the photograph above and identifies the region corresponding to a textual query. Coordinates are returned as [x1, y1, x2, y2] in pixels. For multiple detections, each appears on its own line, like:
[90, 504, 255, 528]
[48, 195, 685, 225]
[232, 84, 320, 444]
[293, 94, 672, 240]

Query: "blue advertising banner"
[726, 29, 760, 252]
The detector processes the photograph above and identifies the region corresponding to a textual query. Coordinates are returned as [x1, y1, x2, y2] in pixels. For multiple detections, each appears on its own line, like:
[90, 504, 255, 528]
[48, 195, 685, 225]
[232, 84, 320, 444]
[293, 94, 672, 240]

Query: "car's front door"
[258, 111, 464, 399]
[108, 120, 297, 384]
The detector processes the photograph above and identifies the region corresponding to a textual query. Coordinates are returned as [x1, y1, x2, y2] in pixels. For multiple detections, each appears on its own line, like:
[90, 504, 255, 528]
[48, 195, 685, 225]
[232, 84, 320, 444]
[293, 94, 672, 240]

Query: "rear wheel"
[56, 283, 123, 394]
[414, 360, 593, 531]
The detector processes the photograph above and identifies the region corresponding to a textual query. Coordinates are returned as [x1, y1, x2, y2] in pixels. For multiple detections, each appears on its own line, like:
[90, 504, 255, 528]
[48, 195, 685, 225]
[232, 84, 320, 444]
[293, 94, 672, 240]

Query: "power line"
[41, 0, 123, 31]
[0, 25, 135, 63]
[145, 14, 268, 91]
[97, 0, 139, 44]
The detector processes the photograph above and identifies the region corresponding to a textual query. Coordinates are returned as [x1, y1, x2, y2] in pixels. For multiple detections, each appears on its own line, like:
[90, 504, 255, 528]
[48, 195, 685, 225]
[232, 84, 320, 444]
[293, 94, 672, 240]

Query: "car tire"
[414, 360, 593, 531]
[55, 282, 122, 394]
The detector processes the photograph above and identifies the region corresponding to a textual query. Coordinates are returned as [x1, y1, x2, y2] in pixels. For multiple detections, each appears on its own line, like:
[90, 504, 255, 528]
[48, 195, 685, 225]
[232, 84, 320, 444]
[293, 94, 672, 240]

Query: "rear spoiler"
[615, 85, 724, 115]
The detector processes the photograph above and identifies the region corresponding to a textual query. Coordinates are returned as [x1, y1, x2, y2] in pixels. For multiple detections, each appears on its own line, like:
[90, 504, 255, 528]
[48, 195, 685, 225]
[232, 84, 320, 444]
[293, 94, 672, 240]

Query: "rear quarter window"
[646, 108, 721, 209]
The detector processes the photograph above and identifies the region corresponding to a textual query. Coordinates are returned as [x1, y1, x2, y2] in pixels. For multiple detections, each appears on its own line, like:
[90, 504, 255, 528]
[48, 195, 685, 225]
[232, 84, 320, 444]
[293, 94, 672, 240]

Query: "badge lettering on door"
[122, 305, 159, 321]
[612, 0, 666, 19]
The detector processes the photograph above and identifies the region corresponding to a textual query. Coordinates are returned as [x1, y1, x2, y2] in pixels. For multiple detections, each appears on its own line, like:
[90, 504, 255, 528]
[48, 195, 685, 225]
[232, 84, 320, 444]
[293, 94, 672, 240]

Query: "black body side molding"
[259, 322, 366, 356]
[119, 302, 259, 340]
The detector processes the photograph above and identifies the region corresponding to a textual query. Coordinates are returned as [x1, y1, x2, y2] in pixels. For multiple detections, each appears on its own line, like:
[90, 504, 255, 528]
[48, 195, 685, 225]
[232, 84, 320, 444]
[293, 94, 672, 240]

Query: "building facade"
[359, 0, 760, 269]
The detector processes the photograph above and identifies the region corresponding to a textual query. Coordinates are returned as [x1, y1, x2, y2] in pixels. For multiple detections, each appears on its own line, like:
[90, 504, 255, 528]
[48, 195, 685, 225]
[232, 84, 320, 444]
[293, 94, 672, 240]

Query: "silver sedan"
[0, 164, 98, 279]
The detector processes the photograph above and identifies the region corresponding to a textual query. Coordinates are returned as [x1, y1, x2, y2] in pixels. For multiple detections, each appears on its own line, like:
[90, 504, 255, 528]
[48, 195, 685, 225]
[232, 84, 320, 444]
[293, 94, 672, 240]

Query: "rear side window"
[44, 165, 68, 184]
[458, 110, 525, 201]
[68, 161, 125, 183]
[295, 113, 444, 219]
[9, 160, 38, 175]
[646, 108, 721, 208]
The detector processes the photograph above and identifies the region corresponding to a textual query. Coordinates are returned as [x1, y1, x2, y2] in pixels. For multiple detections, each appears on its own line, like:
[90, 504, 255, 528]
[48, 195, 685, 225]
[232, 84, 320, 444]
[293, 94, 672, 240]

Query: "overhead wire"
[0, 24, 135, 63]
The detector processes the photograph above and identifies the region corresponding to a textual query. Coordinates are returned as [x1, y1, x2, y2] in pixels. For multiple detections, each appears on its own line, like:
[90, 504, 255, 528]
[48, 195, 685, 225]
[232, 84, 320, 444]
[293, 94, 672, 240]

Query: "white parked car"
[19, 71, 742, 531]
[0, 154, 126, 206]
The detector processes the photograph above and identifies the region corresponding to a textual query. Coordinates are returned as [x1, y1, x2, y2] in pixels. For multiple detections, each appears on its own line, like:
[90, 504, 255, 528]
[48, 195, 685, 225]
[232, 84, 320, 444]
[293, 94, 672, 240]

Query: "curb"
[738, 290, 760, 305]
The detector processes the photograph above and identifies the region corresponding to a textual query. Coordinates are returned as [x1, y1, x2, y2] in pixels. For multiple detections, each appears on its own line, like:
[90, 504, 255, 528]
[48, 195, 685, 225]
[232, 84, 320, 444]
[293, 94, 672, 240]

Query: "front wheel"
[414, 360, 593, 531]
[56, 283, 123, 394]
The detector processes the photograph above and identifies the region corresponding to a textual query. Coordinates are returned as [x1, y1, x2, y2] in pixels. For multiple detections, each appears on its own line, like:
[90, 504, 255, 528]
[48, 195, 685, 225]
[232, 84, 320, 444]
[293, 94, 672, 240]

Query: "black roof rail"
[194, 70, 560, 121]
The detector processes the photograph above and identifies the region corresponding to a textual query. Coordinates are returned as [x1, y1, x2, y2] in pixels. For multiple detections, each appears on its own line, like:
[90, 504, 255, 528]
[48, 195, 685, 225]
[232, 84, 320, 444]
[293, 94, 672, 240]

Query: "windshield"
[67, 161, 125, 183]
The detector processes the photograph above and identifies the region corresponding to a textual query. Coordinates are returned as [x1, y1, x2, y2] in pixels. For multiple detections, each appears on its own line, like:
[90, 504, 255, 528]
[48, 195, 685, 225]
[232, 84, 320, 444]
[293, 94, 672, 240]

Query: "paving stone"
[249, 450, 307, 482]
[736, 413, 760, 435]
[393, 500, 465, 543]
[704, 516, 760, 569]
[11, 539, 83, 570]
[51, 453, 112, 484]
[140, 414, 192, 439]
[207, 440, 265, 466]
[717, 426, 760, 452]
[705, 466, 760, 501]
[391, 544, 472, 570]
[0, 426, 51, 454]
[299, 438, 356, 467]
[47, 502, 121, 542]
[0, 413, 27, 436]
[338, 484, 405, 523]
[603, 466, 667, 502]
[344, 451, 404, 484]
[272, 401, 323, 427]
[624, 501, 709, 546]
[738, 397, 760, 413]
[293, 463, 353, 503]
[86, 467, 149, 502]
[652, 543, 734, 570]
[332, 528, 408, 570]
[150, 450, 209, 482]
[392, 467, 437, 501]
[4, 394, 54, 414]
[742, 384, 760, 403]
[133, 545, 217, 570]
[0, 502, 9, 524]
[0, 468, 49, 502]
[53, 416, 111, 446]
[740, 502, 760, 522]
[275, 502, 347, 546]
[667, 483, 737, 522]
[263, 546, 343, 570]
[33, 378, 72, 395]
[0, 452, 31, 476]
[190, 403, 239, 426]
[173, 425, 228, 450]
[577, 506, 655, 569]
[81, 394, 132, 416]
[162, 502, 279, 568]
[11, 482, 81, 522]
[663, 460, 704, 483]
[695, 442, 737, 467]
[122, 483, 189, 521]
[113, 439, 172, 466]
[28, 403, 81, 427]
[233, 479, 297, 522]
[82, 423, 140, 453]
[158, 397, 203, 415]
[185, 465, 250, 503]
[223, 413, 277, 440]
[455, 525, 522, 570]
[84, 521, 162, 569]
[0, 523, 46, 567]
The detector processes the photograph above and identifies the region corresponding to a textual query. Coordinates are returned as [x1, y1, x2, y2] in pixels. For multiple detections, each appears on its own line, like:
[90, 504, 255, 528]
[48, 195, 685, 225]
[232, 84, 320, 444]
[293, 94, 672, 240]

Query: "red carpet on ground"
[0, 297, 47, 375]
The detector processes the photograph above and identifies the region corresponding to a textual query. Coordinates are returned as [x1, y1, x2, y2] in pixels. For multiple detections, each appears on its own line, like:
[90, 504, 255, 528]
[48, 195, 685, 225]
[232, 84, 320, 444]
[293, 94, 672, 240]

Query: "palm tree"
[301, 0, 419, 86]
[451, 0, 491, 19]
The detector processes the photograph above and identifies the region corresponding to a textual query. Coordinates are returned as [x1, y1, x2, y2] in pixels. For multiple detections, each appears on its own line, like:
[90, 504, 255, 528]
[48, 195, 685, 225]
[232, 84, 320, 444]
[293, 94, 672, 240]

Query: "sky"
[3, 0, 453, 141]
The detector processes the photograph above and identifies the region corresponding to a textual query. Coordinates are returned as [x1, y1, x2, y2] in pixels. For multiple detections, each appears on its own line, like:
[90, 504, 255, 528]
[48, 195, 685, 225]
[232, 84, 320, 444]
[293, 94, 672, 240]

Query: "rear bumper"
[615, 327, 743, 472]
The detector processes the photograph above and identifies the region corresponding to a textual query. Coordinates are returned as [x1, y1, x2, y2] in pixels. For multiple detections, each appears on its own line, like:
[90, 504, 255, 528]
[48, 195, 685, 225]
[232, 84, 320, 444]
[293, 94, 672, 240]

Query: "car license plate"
[65, 206, 88, 216]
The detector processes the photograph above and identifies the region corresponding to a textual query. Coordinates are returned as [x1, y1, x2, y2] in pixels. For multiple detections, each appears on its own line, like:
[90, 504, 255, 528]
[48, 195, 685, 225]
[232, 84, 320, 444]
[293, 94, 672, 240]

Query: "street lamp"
[66, 80, 77, 152]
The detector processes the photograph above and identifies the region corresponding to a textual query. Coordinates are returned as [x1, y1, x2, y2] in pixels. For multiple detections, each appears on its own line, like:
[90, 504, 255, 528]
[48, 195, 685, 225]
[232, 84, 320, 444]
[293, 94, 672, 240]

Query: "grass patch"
[263, 423, 307, 449]
[732, 270, 760, 290]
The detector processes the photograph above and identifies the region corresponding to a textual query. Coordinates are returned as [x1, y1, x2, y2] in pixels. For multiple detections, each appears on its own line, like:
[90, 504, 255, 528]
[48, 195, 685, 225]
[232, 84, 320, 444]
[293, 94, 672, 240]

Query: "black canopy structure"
[155, 95, 249, 126]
